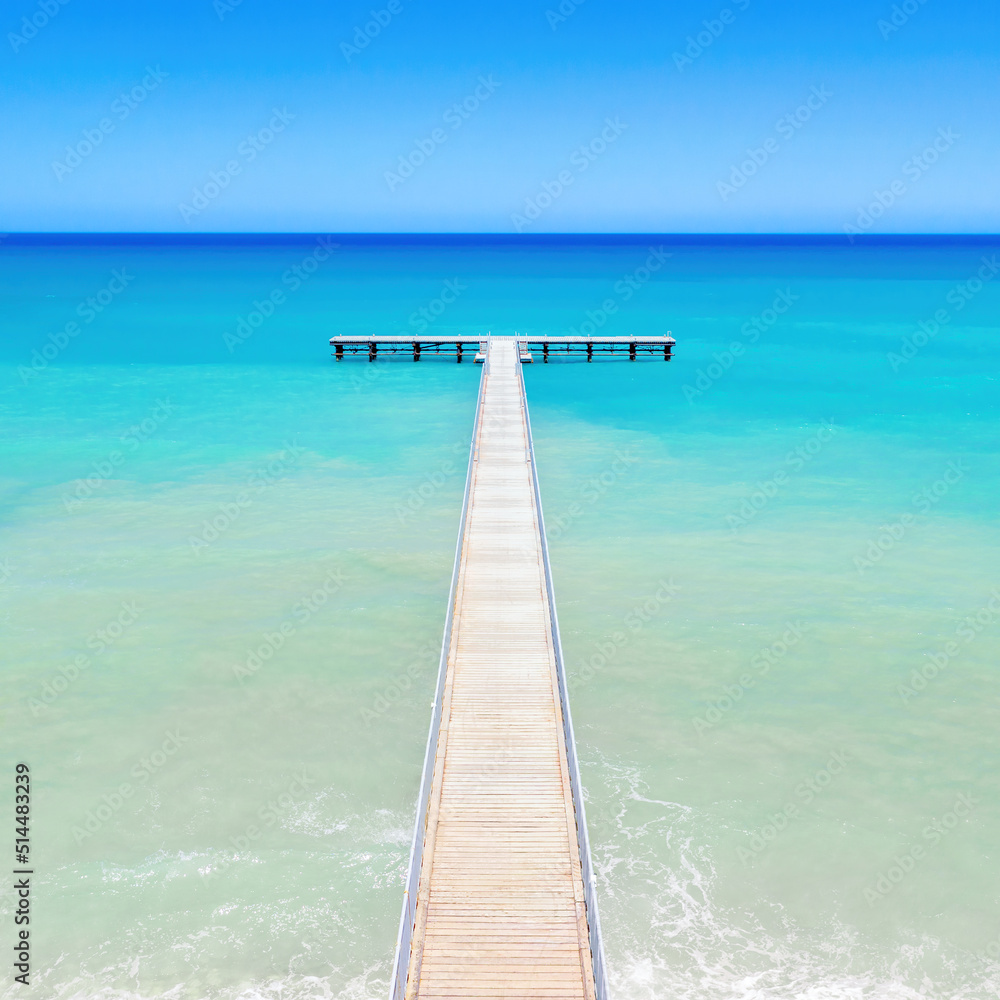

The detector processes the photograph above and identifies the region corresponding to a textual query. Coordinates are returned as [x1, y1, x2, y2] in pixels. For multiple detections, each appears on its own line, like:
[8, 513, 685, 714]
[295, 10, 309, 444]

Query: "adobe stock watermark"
[844, 127, 959, 242]
[292, 900, 363, 965]
[345, 355, 392, 392]
[408, 278, 467, 335]
[188, 440, 306, 555]
[511, 118, 627, 232]
[28, 602, 144, 716]
[228, 770, 316, 849]
[337, 279, 470, 394]
[546, 448, 639, 542]
[853, 459, 968, 575]
[72, 729, 190, 844]
[8, 0, 71, 54]
[980, 928, 1000, 966]
[52, 67, 168, 181]
[199, 770, 319, 882]
[887, 255, 1000, 371]
[566, 247, 672, 339]
[717, 86, 832, 201]
[179, 108, 295, 224]
[673, 0, 751, 72]
[18, 269, 135, 384]
[864, 792, 980, 905]
[546, 0, 587, 30]
[898, 589, 1000, 705]
[396, 442, 467, 525]
[878, 0, 930, 40]
[385, 76, 500, 192]
[62, 398, 175, 510]
[232, 569, 348, 680]
[214, 0, 245, 20]
[340, 1, 406, 62]
[223, 237, 339, 353]
[683, 288, 799, 403]
[692, 621, 810, 734]
[361, 640, 439, 726]
[738, 749, 853, 865]
[569, 579, 680, 694]
[726, 421, 837, 533]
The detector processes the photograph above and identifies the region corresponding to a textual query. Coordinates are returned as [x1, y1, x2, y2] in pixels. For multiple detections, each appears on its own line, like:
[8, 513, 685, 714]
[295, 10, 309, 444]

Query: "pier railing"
[388, 361, 487, 1000]
[515, 350, 610, 1000]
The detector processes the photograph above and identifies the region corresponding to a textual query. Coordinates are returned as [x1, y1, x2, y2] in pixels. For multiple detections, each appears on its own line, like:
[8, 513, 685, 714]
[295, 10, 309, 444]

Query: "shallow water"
[1, 237, 998, 998]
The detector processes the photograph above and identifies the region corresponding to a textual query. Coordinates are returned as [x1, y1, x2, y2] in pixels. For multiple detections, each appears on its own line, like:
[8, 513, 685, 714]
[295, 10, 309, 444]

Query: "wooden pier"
[330, 333, 673, 362]
[389, 336, 608, 1000]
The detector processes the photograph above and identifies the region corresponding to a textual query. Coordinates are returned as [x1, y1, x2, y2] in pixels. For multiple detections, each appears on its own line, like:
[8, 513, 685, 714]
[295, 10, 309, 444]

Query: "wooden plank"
[404, 337, 596, 1000]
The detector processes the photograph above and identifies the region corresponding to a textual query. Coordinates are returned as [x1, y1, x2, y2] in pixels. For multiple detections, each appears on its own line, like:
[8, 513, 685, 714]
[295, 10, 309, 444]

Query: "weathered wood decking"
[395, 336, 603, 1000]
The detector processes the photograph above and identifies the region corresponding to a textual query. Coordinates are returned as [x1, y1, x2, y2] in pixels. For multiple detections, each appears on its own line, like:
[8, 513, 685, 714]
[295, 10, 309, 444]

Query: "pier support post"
[328, 334, 673, 370]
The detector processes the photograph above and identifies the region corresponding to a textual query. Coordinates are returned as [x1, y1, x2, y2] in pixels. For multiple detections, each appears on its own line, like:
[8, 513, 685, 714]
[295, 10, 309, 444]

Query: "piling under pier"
[330, 333, 673, 362]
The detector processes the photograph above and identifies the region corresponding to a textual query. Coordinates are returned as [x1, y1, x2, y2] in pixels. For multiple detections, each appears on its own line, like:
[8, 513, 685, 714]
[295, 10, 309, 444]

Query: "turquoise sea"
[1, 236, 998, 999]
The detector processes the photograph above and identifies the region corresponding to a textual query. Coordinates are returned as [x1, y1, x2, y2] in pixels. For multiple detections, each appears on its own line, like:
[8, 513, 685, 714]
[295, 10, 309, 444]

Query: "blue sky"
[2, 0, 997, 232]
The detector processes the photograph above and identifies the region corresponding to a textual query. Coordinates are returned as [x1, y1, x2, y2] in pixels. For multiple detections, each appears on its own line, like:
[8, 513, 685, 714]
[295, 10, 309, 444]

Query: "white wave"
[582, 749, 998, 1000]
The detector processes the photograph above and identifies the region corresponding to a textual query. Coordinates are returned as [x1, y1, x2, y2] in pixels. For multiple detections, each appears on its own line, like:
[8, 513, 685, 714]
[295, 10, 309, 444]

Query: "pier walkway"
[391, 336, 606, 1000]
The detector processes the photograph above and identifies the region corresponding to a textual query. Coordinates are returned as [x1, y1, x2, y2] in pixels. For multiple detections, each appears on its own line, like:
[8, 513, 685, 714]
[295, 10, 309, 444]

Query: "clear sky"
[2, 0, 997, 232]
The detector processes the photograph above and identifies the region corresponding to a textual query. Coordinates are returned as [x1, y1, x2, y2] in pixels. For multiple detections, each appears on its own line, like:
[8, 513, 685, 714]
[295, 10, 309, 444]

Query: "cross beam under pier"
[329, 333, 674, 362]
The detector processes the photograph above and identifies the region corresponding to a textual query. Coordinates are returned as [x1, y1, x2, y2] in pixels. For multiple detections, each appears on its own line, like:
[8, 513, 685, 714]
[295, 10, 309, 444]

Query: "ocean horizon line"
[3, 232, 999, 247]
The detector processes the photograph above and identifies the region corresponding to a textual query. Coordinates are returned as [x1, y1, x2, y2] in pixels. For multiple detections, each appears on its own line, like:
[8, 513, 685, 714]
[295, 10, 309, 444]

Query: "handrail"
[515, 352, 610, 1000]
[388, 354, 489, 1000]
